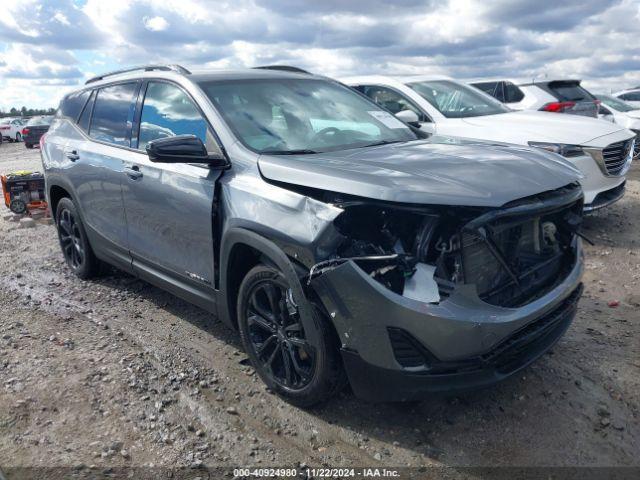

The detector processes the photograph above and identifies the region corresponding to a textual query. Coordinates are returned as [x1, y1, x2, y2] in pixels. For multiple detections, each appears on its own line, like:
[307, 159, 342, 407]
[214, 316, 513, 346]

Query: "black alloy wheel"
[55, 197, 99, 279]
[237, 264, 346, 407]
[245, 277, 315, 389]
[58, 207, 85, 270]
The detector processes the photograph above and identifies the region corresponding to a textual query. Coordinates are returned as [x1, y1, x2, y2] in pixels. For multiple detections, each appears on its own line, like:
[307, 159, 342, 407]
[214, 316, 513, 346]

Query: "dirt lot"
[0, 141, 638, 478]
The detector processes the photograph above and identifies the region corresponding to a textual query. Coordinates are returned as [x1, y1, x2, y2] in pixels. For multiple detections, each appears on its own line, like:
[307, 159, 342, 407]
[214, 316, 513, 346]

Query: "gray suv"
[42, 65, 585, 406]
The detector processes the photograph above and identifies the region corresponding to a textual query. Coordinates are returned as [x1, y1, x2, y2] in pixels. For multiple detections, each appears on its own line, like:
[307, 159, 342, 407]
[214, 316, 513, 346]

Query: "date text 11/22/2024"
[233, 467, 401, 477]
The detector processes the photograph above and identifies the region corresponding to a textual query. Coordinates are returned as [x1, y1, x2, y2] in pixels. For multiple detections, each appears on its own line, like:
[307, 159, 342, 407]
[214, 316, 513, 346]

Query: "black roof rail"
[85, 64, 191, 85]
[253, 65, 311, 74]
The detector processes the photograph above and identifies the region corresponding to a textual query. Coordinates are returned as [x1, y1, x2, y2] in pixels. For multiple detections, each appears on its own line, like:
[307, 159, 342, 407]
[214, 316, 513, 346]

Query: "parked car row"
[471, 78, 600, 117]
[0, 117, 26, 142]
[0, 115, 54, 148]
[342, 75, 634, 212]
[39, 64, 605, 406]
[22, 116, 53, 148]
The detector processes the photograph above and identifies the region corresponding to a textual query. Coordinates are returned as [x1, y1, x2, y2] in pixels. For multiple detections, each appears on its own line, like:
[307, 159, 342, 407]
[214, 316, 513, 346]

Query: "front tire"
[15, 133, 22, 142]
[237, 264, 345, 407]
[55, 197, 100, 279]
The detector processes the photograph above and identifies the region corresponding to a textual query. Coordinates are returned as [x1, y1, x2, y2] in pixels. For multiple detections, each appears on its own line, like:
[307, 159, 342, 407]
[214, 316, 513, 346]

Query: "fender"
[218, 227, 321, 348]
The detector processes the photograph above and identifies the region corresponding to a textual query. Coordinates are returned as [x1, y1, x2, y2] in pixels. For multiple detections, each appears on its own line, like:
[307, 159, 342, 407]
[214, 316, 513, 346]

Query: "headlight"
[528, 142, 584, 158]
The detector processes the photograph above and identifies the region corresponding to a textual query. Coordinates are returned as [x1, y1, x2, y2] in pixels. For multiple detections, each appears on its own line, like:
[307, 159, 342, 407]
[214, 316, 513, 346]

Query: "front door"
[121, 80, 225, 310]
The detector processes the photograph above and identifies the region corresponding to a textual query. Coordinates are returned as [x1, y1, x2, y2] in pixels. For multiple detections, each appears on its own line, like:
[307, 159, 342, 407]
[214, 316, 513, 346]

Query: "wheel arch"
[48, 184, 72, 218]
[218, 228, 315, 338]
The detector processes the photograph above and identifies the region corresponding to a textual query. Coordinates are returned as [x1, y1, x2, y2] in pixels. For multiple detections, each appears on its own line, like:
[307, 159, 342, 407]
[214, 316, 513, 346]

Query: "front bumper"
[311, 240, 583, 402]
[571, 154, 626, 207]
[583, 181, 626, 213]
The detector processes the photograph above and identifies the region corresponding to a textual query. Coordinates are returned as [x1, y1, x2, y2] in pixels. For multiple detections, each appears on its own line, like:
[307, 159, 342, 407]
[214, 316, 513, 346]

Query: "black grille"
[602, 140, 633, 175]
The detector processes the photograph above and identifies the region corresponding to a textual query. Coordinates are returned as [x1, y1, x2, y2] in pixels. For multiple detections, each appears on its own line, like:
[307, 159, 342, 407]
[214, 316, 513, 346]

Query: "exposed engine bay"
[308, 183, 584, 308]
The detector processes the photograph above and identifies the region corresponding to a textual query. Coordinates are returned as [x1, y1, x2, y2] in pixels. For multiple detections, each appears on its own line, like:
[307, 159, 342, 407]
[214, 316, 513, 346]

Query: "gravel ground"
[0, 141, 638, 478]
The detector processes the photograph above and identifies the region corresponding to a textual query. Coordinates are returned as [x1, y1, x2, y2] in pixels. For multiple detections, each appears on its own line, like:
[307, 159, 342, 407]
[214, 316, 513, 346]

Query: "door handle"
[124, 165, 143, 180]
[64, 149, 79, 161]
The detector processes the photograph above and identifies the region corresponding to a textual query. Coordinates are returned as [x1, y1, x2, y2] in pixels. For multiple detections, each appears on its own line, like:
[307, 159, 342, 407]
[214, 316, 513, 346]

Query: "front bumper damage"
[307, 184, 585, 402]
[311, 243, 583, 402]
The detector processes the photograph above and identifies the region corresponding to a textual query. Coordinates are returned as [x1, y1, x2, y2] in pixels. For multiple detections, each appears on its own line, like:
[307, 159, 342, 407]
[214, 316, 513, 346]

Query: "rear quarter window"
[472, 82, 502, 101]
[58, 90, 91, 121]
[503, 82, 524, 103]
[78, 91, 96, 133]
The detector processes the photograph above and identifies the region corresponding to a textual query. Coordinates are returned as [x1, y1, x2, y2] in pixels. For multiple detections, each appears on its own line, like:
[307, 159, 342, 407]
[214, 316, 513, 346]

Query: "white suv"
[471, 79, 600, 118]
[595, 93, 640, 160]
[613, 88, 640, 109]
[342, 75, 635, 212]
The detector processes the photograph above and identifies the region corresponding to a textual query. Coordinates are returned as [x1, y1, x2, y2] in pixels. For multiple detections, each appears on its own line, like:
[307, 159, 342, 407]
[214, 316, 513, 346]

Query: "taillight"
[22, 128, 29, 135]
[540, 101, 576, 113]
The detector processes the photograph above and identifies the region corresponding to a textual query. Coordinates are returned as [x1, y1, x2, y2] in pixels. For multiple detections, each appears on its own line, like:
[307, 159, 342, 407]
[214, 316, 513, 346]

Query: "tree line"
[0, 107, 56, 118]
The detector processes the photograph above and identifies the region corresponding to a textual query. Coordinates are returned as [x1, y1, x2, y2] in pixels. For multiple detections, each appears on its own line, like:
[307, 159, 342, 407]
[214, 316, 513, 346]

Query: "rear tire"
[237, 264, 345, 407]
[25, 143, 33, 149]
[15, 133, 22, 142]
[55, 197, 100, 279]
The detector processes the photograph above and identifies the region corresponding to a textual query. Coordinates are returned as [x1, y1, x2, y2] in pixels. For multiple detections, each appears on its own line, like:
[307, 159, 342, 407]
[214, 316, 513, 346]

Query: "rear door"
[68, 81, 140, 271]
[120, 79, 226, 311]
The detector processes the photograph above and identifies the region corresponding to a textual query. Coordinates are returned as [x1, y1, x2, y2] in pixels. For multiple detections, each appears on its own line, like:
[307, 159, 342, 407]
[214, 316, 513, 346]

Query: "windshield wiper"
[261, 149, 320, 155]
[358, 140, 406, 148]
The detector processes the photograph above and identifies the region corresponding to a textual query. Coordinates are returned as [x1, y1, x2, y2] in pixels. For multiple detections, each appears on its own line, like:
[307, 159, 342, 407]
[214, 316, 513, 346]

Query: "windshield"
[597, 94, 636, 112]
[26, 116, 52, 126]
[198, 78, 418, 154]
[408, 80, 510, 118]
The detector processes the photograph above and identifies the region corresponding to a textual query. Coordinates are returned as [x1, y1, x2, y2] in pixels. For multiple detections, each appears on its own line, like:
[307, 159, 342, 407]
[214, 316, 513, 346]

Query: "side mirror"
[598, 113, 615, 123]
[395, 109, 420, 125]
[419, 122, 436, 134]
[146, 135, 229, 168]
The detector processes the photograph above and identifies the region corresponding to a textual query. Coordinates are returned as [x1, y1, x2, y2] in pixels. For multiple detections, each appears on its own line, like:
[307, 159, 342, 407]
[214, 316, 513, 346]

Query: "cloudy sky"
[1, 0, 639, 110]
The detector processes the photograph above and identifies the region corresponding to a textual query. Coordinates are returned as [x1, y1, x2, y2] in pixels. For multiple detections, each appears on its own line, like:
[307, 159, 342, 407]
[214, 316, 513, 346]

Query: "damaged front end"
[309, 182, 583, 309]
[305, 182, 585, 401]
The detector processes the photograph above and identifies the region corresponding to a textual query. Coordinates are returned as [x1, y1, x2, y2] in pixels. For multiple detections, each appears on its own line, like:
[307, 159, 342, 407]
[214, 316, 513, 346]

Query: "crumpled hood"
[258, 137, 582, 207]
[461, 110, 625, 145]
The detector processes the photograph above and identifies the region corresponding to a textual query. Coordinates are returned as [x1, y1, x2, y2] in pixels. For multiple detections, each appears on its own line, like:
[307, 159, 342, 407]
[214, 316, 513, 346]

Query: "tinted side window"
[90, 83, 137, 146]
[360, 85, 425, 119]
[78, 91, 95, 133]
[473, 82, 502, 101]
[503, 82, 524, 103]
[622, 91, 640, 101]
[138, 81, 219, 153]
[59, 90, 91, 121]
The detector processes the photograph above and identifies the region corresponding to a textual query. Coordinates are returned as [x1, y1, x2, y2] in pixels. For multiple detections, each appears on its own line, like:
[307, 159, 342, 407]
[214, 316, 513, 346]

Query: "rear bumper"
[312, 239, 583, 402]
[23, 133, 44, 144]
